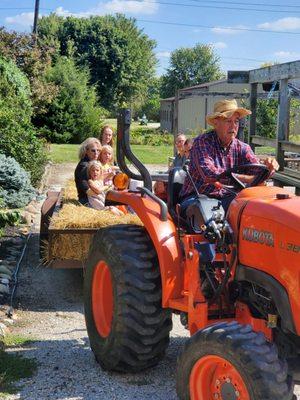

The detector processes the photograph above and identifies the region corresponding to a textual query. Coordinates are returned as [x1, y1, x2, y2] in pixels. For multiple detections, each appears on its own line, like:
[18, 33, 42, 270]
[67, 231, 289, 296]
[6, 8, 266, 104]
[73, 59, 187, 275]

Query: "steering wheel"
[217, 163, 270, 191]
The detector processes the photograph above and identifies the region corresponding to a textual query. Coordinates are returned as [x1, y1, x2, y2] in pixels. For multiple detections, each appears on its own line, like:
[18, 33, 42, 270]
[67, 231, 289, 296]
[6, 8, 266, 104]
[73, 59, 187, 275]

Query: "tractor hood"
[242, 192, 300, 230]
[230, 186, 300, 335]
[229, 186, 300, 232]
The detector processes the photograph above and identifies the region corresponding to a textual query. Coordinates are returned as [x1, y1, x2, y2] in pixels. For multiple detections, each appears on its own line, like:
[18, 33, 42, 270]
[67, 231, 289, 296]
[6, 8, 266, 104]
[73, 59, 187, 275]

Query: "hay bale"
[48, 233, 93, 262]
[50, 203, 142, 230]
[46, 179, 143, 262]
[63, 179, 78, 202]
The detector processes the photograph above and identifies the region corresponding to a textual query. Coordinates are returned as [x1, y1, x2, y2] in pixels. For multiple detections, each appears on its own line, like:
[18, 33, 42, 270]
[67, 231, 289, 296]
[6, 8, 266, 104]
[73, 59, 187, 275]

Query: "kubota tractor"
[84, 109, 300, 400]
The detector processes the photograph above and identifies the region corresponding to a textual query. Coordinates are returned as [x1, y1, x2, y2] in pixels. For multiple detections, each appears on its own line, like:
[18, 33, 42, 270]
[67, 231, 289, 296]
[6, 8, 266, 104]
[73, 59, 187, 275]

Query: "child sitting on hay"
[99, 145, 119, 186]
[87, 160, 123, 216]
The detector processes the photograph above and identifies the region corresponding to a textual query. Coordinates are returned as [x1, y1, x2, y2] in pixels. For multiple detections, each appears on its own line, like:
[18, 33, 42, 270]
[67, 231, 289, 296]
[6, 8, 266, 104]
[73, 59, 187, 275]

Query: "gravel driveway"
[9, 235, 188, 400]
[5, 163, 300, 400]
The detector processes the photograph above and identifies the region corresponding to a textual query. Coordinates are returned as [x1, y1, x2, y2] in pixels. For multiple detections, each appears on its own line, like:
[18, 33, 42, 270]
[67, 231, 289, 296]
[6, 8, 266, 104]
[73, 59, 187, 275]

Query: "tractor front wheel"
[84, 224, 172, 372]
[176, 321, 293, 400]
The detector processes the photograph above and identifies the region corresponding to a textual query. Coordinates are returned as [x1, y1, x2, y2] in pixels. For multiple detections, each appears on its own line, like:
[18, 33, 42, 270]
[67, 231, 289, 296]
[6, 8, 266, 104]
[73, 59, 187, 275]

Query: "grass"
[0, 334, 38, 396]
[103, 119, 160, 131]
[255, 146, 275, 156]
[50, 144, 173, 164]
[3, 334, 36, 348]
[50, 142, 279, 164]
[49, 144, 79, 163]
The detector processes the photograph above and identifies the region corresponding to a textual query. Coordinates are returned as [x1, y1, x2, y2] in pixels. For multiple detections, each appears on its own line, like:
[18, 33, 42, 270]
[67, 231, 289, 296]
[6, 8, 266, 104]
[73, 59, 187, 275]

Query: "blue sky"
[1, 0, 300, 76]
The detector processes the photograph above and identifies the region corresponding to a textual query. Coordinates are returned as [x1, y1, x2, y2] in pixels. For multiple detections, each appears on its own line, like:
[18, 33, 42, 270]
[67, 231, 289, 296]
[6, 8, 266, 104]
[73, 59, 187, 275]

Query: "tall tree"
[161, 44, 223, 98]
[0, 57, 47, 185]
[37, 56, 103, 144]
[133, 76, 162, 121]
[0, 28, 58, 121]
[38, 14, 157, 111]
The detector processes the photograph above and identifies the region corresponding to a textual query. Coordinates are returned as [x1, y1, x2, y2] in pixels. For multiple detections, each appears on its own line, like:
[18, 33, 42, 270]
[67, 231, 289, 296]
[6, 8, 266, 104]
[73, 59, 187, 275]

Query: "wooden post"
[173, 90, 179, 155]
[276, 79, 290, 170]
[249, 83, 257, 151]
[204, 97, 208, 130]
[33, 0, 40, 37]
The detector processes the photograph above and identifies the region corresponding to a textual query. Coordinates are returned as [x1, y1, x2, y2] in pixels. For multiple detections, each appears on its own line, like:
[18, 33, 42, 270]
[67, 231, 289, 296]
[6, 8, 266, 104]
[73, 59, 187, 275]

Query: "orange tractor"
[84, 109, 300, 400]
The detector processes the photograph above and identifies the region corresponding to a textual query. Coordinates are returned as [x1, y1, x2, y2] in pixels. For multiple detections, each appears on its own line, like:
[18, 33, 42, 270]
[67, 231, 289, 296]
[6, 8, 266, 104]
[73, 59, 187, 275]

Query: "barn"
[160, 79, 264, 134]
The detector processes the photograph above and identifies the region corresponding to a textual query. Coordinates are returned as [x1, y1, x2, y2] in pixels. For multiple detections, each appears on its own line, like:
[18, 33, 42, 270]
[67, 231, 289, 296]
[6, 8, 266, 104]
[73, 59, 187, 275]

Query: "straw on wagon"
[44, 179, 143, 263]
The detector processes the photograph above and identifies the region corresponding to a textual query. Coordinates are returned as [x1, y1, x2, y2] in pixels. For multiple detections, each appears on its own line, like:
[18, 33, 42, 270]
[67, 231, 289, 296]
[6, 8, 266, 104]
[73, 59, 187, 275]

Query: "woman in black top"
[74, 138, 102, 205]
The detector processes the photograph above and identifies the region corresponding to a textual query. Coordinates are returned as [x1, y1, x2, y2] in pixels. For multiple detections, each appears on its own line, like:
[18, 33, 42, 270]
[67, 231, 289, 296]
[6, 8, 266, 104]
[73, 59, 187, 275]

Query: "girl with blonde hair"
[86, 160, 123, 215]
[99, 145, 118, 186]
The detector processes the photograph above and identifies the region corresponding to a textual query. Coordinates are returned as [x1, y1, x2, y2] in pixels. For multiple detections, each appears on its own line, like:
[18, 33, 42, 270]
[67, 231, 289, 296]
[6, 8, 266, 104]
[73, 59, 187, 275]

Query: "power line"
[0, 7, 52, 11]
[190, 0, 300, 9]
[135, 0, 300, 14]
[138, 19, 300, 34]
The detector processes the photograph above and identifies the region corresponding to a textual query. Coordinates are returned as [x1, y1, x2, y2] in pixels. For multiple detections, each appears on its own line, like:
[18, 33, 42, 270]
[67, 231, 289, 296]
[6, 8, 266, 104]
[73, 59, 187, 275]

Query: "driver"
[180, 99, 279, 212]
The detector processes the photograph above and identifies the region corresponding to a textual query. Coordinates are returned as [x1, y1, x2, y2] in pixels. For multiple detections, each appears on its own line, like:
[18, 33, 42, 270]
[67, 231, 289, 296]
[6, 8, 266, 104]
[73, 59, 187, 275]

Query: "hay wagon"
[40, 173, 168, 269]
[40, 180, 146, 268]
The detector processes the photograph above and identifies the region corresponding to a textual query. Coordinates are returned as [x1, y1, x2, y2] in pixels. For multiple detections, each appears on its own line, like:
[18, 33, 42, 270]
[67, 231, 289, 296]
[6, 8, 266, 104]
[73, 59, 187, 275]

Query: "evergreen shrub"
[38, 57, 103, 144]
[0, 154, 35, 208]
[0, 57, 47, 185]
[0, 210, 21, 228]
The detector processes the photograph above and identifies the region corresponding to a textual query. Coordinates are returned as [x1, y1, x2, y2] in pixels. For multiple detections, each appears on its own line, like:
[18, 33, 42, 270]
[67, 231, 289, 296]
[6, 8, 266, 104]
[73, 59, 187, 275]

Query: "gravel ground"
[3, 162, 300, 400]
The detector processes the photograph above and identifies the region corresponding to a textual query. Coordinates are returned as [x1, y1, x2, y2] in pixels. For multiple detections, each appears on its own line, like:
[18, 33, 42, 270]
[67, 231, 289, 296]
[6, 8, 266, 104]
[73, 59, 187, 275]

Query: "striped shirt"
[180, 131, 259, 199]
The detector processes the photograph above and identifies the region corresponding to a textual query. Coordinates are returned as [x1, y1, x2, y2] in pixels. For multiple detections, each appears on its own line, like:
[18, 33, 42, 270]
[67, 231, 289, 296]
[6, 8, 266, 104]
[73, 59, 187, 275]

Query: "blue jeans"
[180, 193, 236, 217]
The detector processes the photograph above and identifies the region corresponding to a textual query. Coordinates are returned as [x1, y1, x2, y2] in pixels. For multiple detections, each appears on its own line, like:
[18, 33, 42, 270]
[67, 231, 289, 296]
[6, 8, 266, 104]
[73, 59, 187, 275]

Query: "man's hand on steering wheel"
[262, 157, 279, 173]
[216, 163, 271, 192]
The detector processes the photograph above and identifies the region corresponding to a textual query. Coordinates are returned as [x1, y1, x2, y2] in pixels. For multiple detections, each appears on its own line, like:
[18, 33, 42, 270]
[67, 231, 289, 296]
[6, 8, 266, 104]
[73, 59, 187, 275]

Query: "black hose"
[6, 233, 32, 318]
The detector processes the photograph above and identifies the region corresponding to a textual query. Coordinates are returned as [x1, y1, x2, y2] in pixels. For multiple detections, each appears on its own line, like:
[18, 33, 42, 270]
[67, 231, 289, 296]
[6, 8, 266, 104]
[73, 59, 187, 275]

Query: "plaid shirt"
[180, 131, 259, 199]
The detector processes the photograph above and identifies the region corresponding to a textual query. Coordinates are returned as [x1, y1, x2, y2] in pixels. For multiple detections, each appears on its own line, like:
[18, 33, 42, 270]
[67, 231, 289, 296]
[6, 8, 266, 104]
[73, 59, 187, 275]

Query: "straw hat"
[206, 99, 251, 126]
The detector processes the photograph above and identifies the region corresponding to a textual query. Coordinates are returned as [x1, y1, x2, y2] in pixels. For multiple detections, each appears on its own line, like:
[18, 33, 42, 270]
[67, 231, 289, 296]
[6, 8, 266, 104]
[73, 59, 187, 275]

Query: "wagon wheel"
[176, 321, 294, 400]
[84, 224, 172, 372]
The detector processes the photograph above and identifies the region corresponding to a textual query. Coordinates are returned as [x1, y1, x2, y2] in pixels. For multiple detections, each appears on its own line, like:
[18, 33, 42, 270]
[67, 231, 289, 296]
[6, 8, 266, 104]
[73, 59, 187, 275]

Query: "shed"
[160, 79, 264, 134]
[160, 97, 174, 132]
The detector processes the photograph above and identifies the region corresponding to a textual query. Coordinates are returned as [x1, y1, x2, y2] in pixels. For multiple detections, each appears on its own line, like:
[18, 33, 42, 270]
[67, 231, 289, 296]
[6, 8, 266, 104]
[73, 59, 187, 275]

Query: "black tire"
[177, 321, 294, 400]
[84, 224, 172, 372]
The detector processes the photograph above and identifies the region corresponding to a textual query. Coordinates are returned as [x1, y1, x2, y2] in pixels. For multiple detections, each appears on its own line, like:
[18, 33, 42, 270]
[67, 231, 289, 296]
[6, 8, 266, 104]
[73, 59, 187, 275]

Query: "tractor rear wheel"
[84, 224, 172, 372]
[176, 321, 293, 400]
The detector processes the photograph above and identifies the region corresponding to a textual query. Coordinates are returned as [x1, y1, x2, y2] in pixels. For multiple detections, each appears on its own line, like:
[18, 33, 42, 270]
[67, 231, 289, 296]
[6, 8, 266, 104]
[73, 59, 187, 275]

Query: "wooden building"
[160, 79, 264, 134]
[228, 60, 300, 194]
[160, 97, 174, 132]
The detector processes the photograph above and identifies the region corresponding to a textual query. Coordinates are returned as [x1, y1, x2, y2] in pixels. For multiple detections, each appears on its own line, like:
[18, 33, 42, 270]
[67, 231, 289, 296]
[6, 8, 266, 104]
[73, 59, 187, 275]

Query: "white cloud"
[274, 51, 300, 60]
[156, 51, 171, 58]
[5, 12, 34, 27]
[258, 17, 300, 31]
[211, 25, 247, 35]
[5, 1, 158, 29]
[103, 0, 158, 14]
[54, 6, 96, 18]
[212, 41, 227, 49]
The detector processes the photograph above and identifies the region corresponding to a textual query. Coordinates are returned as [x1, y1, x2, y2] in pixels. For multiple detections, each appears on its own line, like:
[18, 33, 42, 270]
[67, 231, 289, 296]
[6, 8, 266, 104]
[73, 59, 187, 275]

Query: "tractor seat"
[167, 167, 187, 212]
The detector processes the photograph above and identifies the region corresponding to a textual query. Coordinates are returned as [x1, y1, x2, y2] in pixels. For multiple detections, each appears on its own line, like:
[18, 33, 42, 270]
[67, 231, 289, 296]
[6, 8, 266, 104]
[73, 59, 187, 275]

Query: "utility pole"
[33, 0, 40, 37]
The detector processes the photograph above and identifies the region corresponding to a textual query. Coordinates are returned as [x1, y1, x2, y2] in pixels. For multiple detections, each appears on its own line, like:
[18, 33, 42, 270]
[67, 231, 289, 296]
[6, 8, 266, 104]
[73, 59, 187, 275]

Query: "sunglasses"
[89, 148, 101, 153]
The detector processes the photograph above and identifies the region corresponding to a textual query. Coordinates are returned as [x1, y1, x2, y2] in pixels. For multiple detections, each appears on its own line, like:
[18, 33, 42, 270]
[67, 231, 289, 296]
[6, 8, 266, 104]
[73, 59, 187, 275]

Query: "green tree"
[134, 77, 162, 121]
[37, 14, 157, 111]
[0, 28, 58, 122]
[256, 98, 278, 138]
[37, 56, 103, 143]
[0, 57, 47, 185]
[161, 44, 223, 98]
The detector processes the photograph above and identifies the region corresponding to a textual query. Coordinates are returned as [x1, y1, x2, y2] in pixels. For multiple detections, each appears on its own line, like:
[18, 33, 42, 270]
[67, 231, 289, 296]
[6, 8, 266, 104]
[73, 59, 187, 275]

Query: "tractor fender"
[106, 190, 183, 306]
[235, 264, 296, 334]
